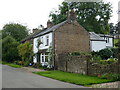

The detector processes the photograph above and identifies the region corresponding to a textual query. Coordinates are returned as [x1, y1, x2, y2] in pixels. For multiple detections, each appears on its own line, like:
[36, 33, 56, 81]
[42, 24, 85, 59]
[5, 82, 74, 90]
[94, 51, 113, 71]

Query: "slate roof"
[98, 34, 114, 38]
[33, 20, 68, 38]
[21, 20, 68, 43]
[89, 32, 105, 41]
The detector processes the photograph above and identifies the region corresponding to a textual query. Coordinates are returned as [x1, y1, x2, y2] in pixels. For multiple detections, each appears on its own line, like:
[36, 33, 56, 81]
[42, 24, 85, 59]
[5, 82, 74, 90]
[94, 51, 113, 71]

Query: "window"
[45, 36, 49, 46]
[41, 53, 49, 63]
[106, 37, 109, 43]
[41, 37, 43, 44]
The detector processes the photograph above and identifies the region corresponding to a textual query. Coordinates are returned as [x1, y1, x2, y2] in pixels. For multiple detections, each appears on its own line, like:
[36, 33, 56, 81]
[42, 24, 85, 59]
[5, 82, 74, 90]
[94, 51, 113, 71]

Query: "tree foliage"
[2, 23, 29, 42]
[2, 36, 20, 62]
[17, 41, 33, 66]
[49, 2, 112, 34]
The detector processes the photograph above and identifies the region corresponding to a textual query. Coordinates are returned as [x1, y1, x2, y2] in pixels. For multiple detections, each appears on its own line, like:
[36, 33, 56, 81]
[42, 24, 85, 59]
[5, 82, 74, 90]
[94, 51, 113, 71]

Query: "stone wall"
[57, 54, 119, 76]
[87, 62, 119, 76]
[57, 54, 90, 74]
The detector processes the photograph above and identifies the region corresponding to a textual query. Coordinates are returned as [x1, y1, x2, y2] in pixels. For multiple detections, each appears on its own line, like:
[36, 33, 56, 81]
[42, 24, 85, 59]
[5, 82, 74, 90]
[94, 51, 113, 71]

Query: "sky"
[0, 0, 119, 32]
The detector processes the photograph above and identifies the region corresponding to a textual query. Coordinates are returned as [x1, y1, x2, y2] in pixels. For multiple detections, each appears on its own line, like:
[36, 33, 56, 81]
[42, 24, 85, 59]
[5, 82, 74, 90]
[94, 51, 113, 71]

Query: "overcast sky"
[0, 0, 119, 31]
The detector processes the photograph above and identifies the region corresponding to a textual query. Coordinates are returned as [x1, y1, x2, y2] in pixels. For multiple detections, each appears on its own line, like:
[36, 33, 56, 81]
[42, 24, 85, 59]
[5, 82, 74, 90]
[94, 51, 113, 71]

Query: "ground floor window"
[40, 53, 49, 63]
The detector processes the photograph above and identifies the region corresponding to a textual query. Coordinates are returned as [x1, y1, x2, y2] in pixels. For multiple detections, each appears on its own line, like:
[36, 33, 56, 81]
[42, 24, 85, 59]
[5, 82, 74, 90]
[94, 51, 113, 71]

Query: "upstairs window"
[105, 37, 109, 43]
[45, 36, 49, 46]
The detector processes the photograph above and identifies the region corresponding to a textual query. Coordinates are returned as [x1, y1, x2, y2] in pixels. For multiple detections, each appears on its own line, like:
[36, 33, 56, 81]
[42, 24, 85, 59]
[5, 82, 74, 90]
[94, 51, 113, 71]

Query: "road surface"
[2, 64, 86, 88]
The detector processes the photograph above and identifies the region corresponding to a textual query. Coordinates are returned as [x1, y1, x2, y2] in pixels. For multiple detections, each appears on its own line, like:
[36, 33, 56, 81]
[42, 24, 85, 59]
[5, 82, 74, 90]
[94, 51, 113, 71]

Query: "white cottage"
[90, 32, 114, 51]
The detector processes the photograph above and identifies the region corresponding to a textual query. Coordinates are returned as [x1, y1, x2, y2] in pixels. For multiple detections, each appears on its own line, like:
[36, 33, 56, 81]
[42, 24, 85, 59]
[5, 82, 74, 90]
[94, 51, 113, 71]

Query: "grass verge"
[34, 70, 113, 86]
[0, 61, 22, 68]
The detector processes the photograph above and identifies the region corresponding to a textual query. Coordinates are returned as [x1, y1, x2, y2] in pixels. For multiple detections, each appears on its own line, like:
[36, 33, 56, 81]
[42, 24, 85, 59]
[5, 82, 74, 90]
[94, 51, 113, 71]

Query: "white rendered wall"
[100, 37, 113, 48]
[91, 41, 106, 52]
[106, 38, 113, 47]
[39, 33, 53, 50]
[33, 32, 53, 63]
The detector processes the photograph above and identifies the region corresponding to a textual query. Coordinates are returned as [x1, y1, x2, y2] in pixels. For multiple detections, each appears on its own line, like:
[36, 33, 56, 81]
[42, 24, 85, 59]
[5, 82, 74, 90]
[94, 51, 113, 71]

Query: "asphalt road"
[2, 64, 86, 88]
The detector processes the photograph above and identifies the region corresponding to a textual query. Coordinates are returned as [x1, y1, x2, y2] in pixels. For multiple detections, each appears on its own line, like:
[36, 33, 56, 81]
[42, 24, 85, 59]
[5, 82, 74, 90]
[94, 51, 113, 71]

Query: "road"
[2, 64, 86, 88]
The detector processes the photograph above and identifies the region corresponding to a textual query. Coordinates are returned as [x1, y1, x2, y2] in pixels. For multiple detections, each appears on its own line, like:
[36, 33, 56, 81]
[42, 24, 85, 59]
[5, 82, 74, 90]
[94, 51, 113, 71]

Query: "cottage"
[90, 32, 114, 51]
[32, 10, 90, 69]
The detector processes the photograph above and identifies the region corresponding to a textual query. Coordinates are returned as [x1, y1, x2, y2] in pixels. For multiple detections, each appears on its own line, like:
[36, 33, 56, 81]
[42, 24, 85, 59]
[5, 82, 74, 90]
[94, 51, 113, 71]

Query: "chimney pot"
[33, 28, 38, 33]
[68, 10, 77, 21]
[47, 20, 53, 28]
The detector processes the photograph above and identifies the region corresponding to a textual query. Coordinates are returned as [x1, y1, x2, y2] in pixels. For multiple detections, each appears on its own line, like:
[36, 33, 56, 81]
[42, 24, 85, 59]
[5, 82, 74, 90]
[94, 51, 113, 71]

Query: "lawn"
[0, 61, 22, 68]
[34, 70, 113, 86]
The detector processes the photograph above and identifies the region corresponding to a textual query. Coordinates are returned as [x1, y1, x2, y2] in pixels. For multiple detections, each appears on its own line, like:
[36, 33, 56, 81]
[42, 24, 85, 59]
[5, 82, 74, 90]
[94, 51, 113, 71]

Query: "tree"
[2, 23, 29, 42]
[17, 41, 33, 66]
[2, 36, 20, 62]
[49, 1, 112, 34]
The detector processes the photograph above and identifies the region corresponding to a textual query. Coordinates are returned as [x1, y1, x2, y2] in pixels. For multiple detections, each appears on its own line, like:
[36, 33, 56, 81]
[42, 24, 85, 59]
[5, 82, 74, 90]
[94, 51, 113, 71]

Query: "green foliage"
[100, 73, 120, 81]
[36, 38, 42, 49]
[92, 48, 118, 60]
[99, 58, 118, 64]
[91, 55, 102, 62]
[69, 51, 91, 56]
[98, 48, 113, 59]
[114, 39, 119, 47]
[91, 48, 118, 64]
[2, 36, 20, 62]
[34, 70, 112, 86]
[49, 2, 112, 34]
[17, 41, 33, 66]
[111, 48, 118, 58]
[2, 23, 28, 42]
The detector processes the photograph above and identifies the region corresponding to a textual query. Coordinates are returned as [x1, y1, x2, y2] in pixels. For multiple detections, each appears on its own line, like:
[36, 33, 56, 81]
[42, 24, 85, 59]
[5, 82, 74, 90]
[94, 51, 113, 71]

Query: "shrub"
[100, 73, 120, 81]
[98, 48, 113, 59]
[17, 41, 33, 66]
[99, 58, 118, 64]
[70, 51, 91, 56]
[111, 48, 118, 58]
[91, 55, 102, 62]
[91, 48, 118, 60]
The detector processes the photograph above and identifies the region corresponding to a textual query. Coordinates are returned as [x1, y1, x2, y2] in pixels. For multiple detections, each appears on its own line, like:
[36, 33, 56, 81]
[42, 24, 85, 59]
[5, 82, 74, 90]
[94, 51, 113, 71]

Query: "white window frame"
[40, 53, 49, 63]
[45, 35, 49, 46]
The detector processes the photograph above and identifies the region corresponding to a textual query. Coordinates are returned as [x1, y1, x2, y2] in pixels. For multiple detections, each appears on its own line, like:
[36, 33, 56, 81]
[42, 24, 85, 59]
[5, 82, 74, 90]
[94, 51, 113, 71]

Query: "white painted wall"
[106, 38, 113, 47]
[39, 33, 53, 50]
[33, 32, 53, 63]
[101, 37, 113, 48]
[91, 41, 106, 52]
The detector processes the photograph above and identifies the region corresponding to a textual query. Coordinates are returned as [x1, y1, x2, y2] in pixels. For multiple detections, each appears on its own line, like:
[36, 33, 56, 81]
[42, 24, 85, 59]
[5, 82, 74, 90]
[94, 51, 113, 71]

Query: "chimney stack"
[47, 20, 53, 28]
[68, 9, 77, 21]
[33, 28, 38, 33]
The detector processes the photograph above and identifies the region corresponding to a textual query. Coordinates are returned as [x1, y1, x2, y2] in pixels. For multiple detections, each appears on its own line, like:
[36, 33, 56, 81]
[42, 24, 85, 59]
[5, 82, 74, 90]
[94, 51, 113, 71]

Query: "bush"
[70, 51, 91, 56]
[91, 55, 102, 62]
[111, 48, 118, 58]
[100, 73, 120, 81]
[99, 58, 118, 64]
[91, 48, 118, 60]
[98, 48, 113, 59]
[17, 41, 33, 66]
